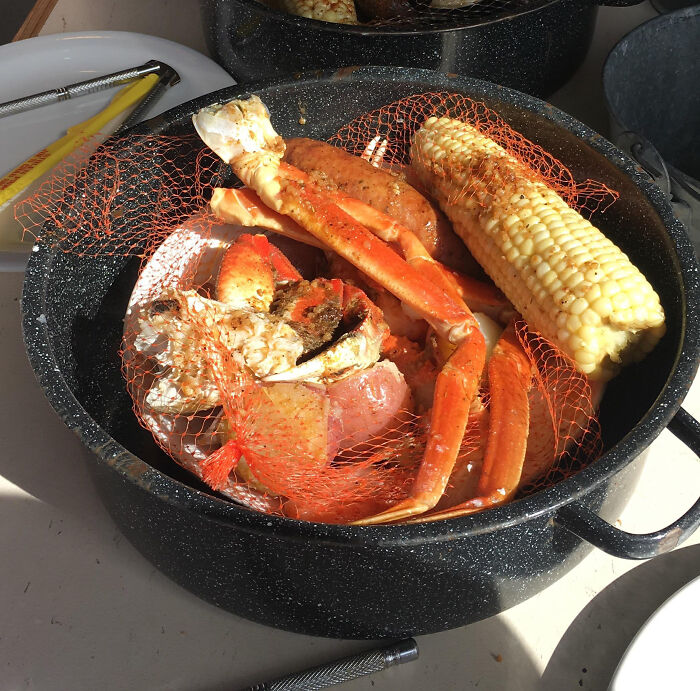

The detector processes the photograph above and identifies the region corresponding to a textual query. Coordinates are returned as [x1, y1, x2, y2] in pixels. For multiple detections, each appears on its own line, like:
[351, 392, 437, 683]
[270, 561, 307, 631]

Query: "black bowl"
[22, 67, 700, 638]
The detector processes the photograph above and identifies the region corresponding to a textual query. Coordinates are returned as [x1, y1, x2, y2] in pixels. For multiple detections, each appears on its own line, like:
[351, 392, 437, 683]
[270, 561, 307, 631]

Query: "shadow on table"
[540, 544, 700, 690]
[0, 486, 541, 691]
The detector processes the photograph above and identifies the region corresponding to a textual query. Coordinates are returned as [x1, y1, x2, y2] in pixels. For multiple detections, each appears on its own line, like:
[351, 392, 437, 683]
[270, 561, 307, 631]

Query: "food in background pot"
[261, 0, 481, 23]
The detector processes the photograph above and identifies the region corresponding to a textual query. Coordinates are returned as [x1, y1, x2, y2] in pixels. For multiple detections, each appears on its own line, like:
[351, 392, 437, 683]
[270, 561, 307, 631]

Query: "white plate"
[0, 31, 236, 270]
[609, 574, 700, 690]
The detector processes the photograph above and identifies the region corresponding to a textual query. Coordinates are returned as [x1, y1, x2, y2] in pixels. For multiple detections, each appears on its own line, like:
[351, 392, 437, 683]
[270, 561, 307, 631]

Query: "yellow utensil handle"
[0, 74, 159, 207]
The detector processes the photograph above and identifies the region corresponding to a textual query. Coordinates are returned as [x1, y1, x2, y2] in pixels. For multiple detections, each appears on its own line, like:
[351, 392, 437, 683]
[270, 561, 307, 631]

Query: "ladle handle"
[616, 130, 672, 197]
[554, 407, 700, 559]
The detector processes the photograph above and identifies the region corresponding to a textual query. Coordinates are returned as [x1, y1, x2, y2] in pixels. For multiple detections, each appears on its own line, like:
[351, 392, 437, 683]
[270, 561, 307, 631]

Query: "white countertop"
[2, 2, 699, 690]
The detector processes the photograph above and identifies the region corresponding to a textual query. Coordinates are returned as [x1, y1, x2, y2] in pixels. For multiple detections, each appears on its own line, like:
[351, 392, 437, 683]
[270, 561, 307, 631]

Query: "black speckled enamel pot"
[200, 0, 644, 98]
[22, 68, 700, 639]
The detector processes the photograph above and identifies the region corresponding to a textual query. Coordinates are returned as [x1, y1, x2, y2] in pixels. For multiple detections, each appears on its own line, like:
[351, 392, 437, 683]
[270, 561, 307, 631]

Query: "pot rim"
[22, 66, 700, 548]
[221, 0, 564, 37]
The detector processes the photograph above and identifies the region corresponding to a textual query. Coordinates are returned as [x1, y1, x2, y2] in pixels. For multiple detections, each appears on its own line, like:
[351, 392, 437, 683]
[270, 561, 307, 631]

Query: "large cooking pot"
[22, 67, 700, 639]
[201, 0, 644, 98]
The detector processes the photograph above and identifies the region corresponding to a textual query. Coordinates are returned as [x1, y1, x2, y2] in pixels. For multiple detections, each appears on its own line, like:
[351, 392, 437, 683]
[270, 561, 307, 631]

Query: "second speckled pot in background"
[200, 0, 645, 98]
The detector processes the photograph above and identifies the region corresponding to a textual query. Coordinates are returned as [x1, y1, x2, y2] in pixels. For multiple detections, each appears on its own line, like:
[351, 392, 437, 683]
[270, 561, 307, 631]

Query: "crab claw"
[193, 96, 285, 208]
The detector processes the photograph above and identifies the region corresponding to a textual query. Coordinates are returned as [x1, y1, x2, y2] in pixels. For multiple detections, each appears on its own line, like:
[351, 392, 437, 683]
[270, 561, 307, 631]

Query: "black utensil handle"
[615, 130, 696, 230]
[554, 406, 700, 559]
[242, 639, 419, 691]
[115, 65, 177, 135]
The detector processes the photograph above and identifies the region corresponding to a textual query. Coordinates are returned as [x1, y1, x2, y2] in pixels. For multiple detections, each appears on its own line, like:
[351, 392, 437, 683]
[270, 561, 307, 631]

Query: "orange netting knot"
[201, 438, 247, 490]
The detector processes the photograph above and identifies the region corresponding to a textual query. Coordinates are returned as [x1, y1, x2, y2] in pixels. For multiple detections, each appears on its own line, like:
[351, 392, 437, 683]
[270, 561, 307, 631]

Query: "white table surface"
[2, 2, 699, 690]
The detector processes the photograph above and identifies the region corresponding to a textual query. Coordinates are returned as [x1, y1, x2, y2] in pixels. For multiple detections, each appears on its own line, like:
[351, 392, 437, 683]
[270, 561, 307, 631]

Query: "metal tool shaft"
[115, 65, 179, 134]
[0, 61, 163, 119]
[242, 638, 419, 691]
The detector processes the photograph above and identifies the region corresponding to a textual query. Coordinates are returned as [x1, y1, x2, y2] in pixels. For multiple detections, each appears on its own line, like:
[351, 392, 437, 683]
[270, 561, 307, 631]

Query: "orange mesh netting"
[329, 92, 618, 215]
[16, 134, 222, 259]
[17, 91, 608, 523]
[514, 321, 602, 496]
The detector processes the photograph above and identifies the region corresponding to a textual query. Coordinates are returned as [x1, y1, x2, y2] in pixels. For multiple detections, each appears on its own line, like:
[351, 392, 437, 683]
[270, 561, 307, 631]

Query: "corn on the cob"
[411, 116, 666, 380]
[271, 0, 357, 23]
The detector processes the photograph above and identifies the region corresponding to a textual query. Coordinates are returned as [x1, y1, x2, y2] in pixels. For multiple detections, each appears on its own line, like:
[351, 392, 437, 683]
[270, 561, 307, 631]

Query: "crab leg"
[305, 175, 515, 322]
[478, 323, 533, 498]
[212, 184, 512, 320]
[267, 171, 473, 344]
[211, 187, 325, 249]
[360, 135, 388, 167]
[284, 164, 467, 302]
[363, 333, 485, 523]
[439, 268, 515, 324]
[415, 321, 533, 522]
[217, 174, 455, 300]
[283, 135, 477, 270]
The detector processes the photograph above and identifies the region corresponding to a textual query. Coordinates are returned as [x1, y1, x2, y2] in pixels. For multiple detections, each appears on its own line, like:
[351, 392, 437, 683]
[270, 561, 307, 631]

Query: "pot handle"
[616, 131, 672, 197]
[554, 406, 700, 559]
[615, 130, 695, 230]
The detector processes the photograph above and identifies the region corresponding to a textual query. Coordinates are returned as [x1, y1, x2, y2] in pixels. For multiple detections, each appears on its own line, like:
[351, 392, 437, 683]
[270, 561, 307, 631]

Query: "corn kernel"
[592, 296, 613, 318]
[570, 297, 588, 316]
[581, 309, 601, 326]
[567, 314, 582, 332]
[600, 280, 620, 297]
[612, 292, 631, 310]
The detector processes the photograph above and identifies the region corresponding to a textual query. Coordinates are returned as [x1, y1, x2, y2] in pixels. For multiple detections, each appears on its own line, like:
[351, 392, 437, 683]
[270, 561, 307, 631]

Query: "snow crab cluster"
[124, 95, 664, 524]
